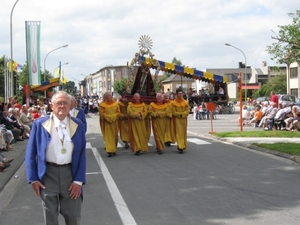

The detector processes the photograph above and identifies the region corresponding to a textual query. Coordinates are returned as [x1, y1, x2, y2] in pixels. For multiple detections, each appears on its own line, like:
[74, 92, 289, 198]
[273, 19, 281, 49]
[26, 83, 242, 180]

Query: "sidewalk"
[0, 139, 28, 193]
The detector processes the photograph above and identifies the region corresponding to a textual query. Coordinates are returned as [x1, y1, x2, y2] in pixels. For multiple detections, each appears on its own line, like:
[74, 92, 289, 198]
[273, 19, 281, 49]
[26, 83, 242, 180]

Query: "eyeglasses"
[53, 101, 69, 106]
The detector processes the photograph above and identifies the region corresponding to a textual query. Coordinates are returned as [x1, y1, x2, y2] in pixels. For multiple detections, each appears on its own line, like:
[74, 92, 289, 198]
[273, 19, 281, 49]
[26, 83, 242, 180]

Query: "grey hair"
[51, 91, 72, 103]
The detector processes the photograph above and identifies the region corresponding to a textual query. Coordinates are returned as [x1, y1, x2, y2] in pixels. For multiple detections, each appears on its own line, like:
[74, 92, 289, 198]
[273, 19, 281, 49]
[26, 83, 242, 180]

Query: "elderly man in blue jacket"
[69, 96, 87, 133]
[25, 91, 86, 225]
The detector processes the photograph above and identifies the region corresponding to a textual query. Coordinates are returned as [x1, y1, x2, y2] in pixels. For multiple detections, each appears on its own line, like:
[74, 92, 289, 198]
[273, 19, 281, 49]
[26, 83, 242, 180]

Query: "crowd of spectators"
[239, 92, 300, 131]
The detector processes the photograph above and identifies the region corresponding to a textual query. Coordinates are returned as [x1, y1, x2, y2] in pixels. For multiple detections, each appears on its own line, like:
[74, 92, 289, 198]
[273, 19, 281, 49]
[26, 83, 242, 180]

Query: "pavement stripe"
[91, 147, 137, 225]
[187, 138, 211, 145]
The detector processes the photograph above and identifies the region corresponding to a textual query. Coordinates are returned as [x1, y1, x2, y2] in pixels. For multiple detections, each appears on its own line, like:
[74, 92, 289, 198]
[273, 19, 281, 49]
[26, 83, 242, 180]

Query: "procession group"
[99, 89, 190, 157]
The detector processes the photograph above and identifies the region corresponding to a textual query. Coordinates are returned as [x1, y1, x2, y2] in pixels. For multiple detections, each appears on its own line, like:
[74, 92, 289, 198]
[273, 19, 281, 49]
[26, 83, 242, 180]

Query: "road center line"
[91, 147, 137, 225]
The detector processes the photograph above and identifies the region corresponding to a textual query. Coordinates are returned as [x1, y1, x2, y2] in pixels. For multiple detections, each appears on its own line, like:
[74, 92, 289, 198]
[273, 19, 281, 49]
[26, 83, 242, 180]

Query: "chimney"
[238, 62, 245, 68]
[262, 61, 267, 67]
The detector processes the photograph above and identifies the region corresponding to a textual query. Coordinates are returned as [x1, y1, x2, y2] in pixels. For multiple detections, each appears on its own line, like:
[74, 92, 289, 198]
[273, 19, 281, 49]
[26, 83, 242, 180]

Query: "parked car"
[256, 96, 269, 104]
[277, 94, 295, 106]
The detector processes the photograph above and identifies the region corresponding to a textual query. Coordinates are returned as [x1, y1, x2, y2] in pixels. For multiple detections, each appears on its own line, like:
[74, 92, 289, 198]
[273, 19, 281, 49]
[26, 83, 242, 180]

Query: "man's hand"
[32, 181, 45, 197]
[137, 113, 142, 120]
[69, 182, 81, 199]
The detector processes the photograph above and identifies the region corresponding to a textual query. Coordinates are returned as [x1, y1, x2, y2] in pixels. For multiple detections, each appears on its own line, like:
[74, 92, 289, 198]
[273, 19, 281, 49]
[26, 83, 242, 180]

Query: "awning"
[242, 85, 260, 90]
[139, 56, 227, 83]
[31, 77, 60, 92]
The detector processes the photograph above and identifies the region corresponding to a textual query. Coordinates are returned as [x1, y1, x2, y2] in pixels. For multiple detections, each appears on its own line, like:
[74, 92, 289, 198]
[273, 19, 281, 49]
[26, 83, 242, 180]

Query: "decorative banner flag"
[25, 21, 41, 86]
[61, 70, 68, 84]
[6, 60, 19, 72]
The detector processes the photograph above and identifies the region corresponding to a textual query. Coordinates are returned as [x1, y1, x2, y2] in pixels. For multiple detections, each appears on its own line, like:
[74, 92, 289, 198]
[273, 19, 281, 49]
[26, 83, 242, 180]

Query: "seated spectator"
[13, 99, 21, 110]
[20, 108, 33, 129]
[14, 108, 30, 138]
[10, 108, 26, 139]
[247, 106, 263, 127]
[0, 110, 23, 142]
[273, 103, 288, 130]
[31, 106, 41, 120]
[258, 102, 278, 129]
[285, 105, 300, 131]
[1, 125, 14, 150]
[261, 101, 270, 116]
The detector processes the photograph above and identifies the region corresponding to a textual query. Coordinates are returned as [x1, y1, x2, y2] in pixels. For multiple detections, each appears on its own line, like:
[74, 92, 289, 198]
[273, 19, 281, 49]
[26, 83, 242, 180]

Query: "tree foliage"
[266, 10, 300, 64]
[61, 81, 77, 96]
[113, 78, 131, 97]
[253, 75, 287, 99]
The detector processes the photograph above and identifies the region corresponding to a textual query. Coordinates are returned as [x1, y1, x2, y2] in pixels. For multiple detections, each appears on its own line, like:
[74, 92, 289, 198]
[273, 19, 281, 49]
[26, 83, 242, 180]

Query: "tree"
[253, 75, 287, 98]
[0, 56, 5, 97]
[266, 10, 300, 64]
[61, 81, 77, 96]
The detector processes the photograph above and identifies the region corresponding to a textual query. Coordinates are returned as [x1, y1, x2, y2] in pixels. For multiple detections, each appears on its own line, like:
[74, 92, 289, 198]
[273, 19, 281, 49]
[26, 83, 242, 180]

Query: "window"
[290, 89, 298, 98]
[290, 67, 298, 78]
[225, 73, 239, 82]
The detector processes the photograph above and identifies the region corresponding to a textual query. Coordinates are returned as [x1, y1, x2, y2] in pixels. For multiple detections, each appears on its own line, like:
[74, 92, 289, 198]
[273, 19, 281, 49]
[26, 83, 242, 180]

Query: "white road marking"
[86, 143, 92, 149]
[86, 172, 102, 175]
[91, 146, 137, 225]
[187, 138, 211, 145]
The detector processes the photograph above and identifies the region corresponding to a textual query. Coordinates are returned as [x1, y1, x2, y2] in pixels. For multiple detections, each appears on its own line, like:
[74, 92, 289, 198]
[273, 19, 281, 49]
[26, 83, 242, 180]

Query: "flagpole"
[59, 61, 62, 91]
[10, 0, 20, 97]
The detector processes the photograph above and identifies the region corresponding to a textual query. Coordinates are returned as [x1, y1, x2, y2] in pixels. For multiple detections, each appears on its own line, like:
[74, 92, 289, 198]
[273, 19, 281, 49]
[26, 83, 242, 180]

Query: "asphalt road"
[1, 111, 300, 225]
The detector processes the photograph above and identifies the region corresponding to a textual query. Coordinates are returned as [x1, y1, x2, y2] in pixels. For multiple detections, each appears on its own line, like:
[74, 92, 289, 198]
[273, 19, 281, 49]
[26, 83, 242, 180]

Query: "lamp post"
[10, 0, 20, 98]
[225, 43, 247, 104]
[43, 44, 68, 80]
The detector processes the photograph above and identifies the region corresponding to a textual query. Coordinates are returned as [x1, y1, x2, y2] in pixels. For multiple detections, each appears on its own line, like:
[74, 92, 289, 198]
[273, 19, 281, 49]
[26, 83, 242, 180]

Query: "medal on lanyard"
[56, 127, 67, 154]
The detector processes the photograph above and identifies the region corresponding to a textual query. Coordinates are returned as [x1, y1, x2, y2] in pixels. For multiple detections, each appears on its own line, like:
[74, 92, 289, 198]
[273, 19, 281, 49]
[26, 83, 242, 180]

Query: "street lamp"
[43, 44, 68, 80]
[10, 0, 20, 98]
[225, 43, 247, 103]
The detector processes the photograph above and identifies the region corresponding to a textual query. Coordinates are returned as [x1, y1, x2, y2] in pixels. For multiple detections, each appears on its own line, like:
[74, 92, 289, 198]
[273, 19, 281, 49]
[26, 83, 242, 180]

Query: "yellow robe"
[149, 102, 170, 151]
[118, 101, 130, 142]
[164, 99, 175, 144]
[101, 100, 120, 153]
[145, 104, 151, 142]
[171, 97, 190, 150]
[98, 101, 106, 138]
[127, 102, 148, 152]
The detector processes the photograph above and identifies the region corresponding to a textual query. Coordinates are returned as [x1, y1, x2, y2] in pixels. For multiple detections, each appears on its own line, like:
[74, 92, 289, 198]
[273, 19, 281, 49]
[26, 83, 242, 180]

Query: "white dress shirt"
[46, 115, 74, 165]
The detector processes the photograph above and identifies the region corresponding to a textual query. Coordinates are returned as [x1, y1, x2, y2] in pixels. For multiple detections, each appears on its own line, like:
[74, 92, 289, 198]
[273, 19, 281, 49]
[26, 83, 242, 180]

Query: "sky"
[0, 0, 298, 84]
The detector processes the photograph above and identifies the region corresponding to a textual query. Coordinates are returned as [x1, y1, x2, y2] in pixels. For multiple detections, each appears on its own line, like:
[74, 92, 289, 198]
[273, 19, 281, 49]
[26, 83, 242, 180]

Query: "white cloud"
[0, 0, 298, 83]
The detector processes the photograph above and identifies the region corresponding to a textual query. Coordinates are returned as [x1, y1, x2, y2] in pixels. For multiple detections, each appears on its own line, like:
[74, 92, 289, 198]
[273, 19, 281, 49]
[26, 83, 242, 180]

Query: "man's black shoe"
[135, 150, 141, 156]
[124, 142, 129, 149]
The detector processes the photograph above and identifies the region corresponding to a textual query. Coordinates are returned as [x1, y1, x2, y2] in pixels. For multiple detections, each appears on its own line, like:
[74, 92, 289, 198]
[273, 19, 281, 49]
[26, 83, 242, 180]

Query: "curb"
[187, 130, 300, 165]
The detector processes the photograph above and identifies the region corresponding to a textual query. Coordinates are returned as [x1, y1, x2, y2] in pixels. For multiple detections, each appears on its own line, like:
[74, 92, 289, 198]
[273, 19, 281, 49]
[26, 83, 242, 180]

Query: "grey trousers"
[41, 164, 82, 225]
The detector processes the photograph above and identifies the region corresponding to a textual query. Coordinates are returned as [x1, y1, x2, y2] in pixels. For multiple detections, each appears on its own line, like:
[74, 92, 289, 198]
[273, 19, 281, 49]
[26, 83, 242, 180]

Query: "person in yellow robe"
[149, 93, 170, 154]
[98, 93, 107, 138]
[171, 88, 190, 154]
[127, 93, 148, 156]
[164, 93, 175, 146]
[101, 92, 120, 157]
[118, 97, 130, 148]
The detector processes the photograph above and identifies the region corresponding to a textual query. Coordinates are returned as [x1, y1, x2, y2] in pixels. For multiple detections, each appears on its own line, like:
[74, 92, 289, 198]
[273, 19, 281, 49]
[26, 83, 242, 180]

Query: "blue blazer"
[25, 115, 86, 185]
[73, 108, 87, 133]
